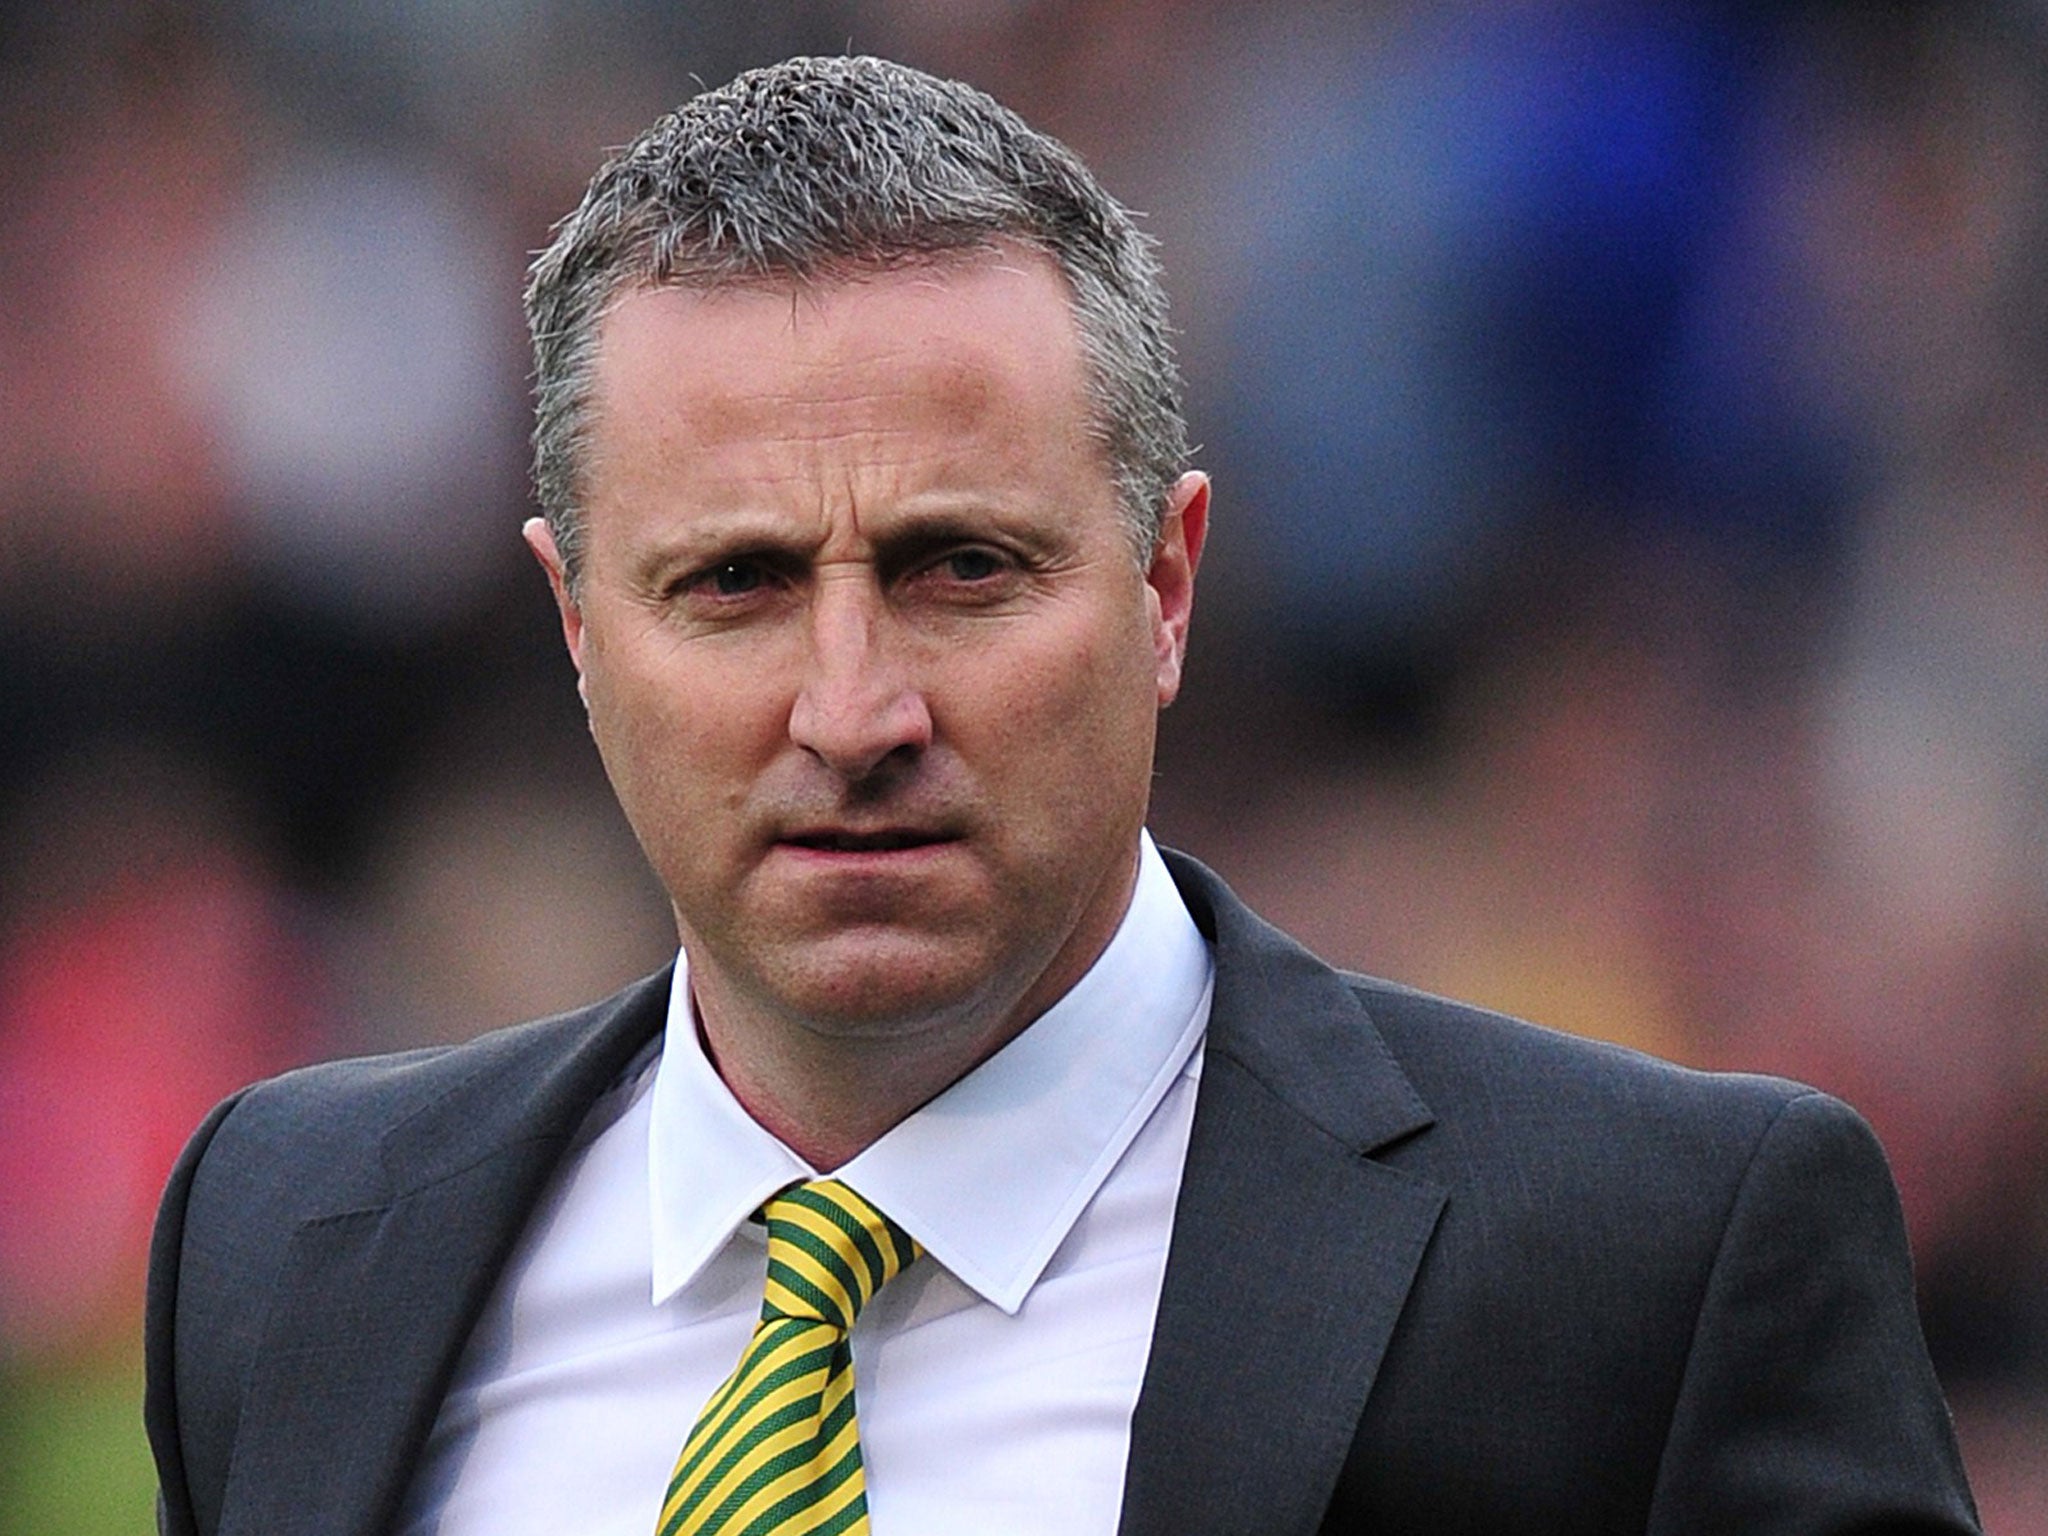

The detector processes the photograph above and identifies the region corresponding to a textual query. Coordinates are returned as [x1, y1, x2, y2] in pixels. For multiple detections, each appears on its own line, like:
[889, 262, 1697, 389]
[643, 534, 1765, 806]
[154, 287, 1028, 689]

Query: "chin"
[764, 933, 1026, 1041]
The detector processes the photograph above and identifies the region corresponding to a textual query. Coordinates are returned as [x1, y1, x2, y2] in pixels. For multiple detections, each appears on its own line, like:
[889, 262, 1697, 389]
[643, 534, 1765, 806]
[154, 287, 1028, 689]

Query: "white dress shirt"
[396, 833, 1214, 1535]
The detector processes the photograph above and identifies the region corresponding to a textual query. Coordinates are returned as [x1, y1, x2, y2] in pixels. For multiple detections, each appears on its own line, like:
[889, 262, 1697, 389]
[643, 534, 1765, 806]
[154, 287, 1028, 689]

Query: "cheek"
[1059, 597, 1165, 725]
[958, 611, 1159, 791]
[584, 643, 778, 823]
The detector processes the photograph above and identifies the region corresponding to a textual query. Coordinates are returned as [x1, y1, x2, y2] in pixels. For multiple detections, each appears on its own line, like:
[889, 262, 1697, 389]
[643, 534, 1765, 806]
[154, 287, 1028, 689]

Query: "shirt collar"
[648, 831, 1213, 1314]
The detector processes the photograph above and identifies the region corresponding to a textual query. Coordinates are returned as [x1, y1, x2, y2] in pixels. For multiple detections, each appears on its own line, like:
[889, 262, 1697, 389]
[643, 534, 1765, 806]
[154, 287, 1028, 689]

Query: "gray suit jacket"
[145, 852, 1979, 1534]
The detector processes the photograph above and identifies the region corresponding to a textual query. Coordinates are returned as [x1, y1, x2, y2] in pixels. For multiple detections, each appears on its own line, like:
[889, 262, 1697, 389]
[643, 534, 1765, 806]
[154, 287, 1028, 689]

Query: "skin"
[526, 247, 1207, 1169]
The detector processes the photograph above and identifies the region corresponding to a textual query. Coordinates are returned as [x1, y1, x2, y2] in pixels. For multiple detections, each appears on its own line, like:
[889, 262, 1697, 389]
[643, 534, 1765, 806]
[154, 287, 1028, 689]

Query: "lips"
[780, 827, 955, 853]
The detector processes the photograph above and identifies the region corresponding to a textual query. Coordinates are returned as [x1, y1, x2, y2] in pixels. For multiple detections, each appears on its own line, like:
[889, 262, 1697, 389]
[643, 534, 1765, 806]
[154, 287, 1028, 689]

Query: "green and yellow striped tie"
[659, 1179, 922, 1536]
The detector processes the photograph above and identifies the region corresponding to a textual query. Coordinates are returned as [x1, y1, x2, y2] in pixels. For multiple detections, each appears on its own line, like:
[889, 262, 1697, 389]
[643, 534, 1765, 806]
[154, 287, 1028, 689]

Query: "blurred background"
[1, 0, 2043, 1528]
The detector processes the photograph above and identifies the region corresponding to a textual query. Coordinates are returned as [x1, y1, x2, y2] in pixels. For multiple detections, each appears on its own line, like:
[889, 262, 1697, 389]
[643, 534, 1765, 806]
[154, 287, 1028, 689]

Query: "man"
[145, 56, 1979, 1536]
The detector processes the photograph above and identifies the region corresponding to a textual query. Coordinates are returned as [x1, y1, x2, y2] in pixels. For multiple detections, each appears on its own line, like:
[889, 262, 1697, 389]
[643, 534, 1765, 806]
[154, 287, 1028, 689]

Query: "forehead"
[586, 249, 1098, 468]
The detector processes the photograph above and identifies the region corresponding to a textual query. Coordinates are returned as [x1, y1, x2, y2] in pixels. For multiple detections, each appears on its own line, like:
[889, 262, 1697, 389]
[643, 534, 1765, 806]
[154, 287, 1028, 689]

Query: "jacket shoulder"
[1339, 969, 1869, 1244]
[198, 1002, 617, 1209]
[162, 964, 670, 1320]
[1347, 971, 1815, 1130]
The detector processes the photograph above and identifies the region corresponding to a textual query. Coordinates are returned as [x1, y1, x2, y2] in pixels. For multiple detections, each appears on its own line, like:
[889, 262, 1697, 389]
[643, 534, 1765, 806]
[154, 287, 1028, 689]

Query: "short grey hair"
[524, 55, 1189, 587]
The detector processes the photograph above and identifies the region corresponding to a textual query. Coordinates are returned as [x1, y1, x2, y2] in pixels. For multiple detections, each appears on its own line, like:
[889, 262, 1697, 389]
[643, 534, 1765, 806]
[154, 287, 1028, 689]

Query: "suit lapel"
[216, 971, 671, 1536]
[1120, 856, 1446, 1536]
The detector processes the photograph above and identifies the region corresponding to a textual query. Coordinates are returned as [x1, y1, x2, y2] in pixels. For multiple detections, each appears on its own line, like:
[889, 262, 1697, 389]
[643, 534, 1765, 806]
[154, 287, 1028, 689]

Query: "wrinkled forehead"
[595, 244, 1089, 408]
[582, 248, 1106, 500]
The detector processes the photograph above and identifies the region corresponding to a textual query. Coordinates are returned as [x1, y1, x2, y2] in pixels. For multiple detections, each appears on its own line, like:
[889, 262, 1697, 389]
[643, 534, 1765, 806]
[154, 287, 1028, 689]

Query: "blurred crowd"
[1, 0, 2043, 1528]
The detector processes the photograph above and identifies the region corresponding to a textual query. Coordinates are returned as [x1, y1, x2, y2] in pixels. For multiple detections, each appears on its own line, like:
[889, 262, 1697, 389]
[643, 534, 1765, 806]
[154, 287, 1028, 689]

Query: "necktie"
[659, 1179, 922, 1536]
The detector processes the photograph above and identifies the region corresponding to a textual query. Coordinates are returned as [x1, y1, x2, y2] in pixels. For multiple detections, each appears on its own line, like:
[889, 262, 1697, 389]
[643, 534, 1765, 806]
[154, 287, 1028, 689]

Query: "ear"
[523, 517, 590, 706]
[1146, 471, 1209, 707]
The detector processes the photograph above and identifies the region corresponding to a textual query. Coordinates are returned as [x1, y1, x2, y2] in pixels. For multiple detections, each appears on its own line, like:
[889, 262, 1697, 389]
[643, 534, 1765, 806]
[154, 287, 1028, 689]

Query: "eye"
[675, 557, 773, 603]
[936, 547, 1007, 583]
[895, 541, 1027, 607]
[702, 560, 765, 597]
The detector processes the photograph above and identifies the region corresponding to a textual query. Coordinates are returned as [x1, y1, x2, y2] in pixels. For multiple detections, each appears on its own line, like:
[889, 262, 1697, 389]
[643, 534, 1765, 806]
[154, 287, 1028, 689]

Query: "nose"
[787, 573, 933, 782]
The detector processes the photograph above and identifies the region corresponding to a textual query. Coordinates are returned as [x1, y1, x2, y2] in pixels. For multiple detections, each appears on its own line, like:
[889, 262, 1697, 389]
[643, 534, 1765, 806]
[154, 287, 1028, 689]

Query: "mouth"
[779, 827, 958, 854]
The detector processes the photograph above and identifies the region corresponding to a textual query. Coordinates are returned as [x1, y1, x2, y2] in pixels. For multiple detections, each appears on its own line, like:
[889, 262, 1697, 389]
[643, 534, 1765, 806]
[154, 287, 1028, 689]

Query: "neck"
[694, 1002, 1025, 1171]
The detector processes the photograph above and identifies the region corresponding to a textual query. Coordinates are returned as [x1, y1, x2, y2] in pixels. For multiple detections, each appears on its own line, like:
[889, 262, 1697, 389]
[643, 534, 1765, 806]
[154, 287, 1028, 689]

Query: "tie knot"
[759, 1179, 921, 1331]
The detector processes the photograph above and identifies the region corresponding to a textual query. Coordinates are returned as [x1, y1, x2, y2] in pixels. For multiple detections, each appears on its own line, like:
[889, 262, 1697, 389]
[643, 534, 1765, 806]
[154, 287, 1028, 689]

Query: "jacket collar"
[1117, 851, 1445, 1536]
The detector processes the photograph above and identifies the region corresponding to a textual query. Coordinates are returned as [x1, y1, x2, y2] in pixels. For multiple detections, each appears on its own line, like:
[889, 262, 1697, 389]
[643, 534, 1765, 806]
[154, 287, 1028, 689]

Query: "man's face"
[528, 250, 1205, 1056]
